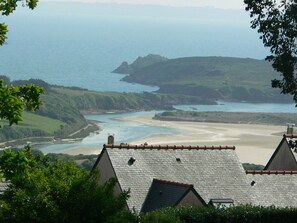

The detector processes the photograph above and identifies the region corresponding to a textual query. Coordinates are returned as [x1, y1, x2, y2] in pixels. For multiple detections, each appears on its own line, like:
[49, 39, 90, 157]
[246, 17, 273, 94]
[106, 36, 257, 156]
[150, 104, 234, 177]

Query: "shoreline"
[119, 114, 285, 165]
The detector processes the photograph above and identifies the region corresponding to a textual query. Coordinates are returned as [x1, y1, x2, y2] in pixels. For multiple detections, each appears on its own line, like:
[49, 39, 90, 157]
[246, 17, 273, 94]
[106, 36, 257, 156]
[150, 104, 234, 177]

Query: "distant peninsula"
[113, 54, 292, 103]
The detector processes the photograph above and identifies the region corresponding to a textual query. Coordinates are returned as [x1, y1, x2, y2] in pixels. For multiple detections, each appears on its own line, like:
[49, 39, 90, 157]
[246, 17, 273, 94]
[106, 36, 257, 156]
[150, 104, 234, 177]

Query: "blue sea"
[0, 2, 268, 92]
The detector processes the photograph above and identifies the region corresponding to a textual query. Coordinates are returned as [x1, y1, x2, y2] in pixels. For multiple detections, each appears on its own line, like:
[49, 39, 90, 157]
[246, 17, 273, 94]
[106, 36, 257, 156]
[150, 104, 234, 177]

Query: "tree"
[0, 80, 44, 127]
[0, 0, 38, 45]
[244, 0, 297, 102]
[0, 147, 136, 223]
[0, 0, 43, 126]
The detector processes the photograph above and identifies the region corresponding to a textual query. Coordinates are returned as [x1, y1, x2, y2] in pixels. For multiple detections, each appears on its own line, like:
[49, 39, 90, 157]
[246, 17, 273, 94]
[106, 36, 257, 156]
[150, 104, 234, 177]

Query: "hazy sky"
[44, 0, 245, 9]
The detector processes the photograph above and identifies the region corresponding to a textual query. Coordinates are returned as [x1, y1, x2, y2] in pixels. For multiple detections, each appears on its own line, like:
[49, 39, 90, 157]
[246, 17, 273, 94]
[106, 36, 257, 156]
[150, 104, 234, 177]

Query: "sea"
[1, 2, 295, 154]
[0, 2, 268, 92]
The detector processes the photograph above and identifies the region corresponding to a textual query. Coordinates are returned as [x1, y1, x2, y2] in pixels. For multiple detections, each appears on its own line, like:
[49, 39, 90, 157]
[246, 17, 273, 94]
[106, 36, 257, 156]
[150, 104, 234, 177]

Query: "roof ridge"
[105, 144, 236, 150]
[285, 134, 297, 139]
[153, 178, 193, 187]
[246, 170, 297, 175]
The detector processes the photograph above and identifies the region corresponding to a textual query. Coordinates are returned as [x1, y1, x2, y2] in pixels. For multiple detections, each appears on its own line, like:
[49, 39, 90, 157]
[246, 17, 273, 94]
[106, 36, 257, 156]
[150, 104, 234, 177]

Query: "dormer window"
[208, 198, 234, 208]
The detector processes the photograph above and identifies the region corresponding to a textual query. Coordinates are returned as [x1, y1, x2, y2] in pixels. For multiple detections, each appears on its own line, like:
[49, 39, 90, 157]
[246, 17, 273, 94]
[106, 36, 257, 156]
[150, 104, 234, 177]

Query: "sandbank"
[63, 147, 102, 156]
[63, 114, 286, 165]
[120, 114, 285, 165]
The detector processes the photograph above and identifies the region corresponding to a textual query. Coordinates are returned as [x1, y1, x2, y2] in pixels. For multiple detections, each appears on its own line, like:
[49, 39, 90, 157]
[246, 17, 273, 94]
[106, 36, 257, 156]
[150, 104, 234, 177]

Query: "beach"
[119, 114, 285, 165]
[63, 113, 286, 165]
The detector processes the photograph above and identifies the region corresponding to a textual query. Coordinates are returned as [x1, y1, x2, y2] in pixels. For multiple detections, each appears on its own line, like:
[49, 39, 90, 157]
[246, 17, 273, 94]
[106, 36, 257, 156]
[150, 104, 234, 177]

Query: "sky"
[43, 0, 245, 9]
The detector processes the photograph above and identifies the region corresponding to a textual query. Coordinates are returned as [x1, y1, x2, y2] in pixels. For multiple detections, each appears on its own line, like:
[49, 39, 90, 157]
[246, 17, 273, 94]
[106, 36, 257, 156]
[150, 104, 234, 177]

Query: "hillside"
[0, 78, 211, 145]
[52, 87, 212, 113]
[114, 55, 292, 102]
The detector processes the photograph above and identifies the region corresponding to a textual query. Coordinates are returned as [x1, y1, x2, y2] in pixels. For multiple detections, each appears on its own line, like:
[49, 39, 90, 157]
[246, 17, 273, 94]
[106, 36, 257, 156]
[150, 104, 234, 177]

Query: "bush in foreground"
[140, 205, 297, 223]
[0, 146, 136, 223]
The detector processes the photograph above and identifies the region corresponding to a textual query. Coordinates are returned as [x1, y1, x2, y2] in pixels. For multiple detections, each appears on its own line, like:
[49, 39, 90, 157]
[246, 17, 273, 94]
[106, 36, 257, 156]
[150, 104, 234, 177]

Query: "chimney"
[107, 134, 114, 145]
[287, 123, 295, 135]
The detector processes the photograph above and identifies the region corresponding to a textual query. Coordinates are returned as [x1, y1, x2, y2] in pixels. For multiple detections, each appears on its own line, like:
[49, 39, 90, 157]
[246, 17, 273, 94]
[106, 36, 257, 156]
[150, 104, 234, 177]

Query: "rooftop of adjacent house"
[284, 134, 297, 162]
[264, 135, 297, 170]
[246, 170, 297, 207]
[97, 144, 253, 211]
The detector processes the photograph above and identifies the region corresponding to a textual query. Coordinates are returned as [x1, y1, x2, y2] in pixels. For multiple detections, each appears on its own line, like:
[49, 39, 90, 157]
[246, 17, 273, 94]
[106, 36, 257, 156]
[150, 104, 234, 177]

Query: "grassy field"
[20, 112, 65, 134]
[0, 111, 65, 135]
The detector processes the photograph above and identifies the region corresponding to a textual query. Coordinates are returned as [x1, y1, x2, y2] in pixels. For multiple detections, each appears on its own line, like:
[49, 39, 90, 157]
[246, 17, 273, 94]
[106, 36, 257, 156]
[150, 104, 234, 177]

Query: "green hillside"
[115, 56, 292, 102]
[0, 78, 211, 144]
[53, 87, 212, 112]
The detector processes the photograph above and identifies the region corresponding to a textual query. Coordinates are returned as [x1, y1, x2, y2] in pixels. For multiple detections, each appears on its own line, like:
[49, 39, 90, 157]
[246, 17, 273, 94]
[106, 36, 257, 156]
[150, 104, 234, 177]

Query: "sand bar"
[63, 114, 286, 165]
[120, 114, 285, 165]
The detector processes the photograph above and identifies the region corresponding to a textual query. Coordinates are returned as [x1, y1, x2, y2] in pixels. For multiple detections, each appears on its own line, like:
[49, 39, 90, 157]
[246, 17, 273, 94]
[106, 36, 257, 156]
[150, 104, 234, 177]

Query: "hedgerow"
[140, 205, 297, 223]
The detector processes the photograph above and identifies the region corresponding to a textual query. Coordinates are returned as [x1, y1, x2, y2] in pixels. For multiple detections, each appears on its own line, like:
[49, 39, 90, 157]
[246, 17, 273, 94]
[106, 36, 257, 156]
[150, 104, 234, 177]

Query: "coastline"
[119, 114, 285, 165]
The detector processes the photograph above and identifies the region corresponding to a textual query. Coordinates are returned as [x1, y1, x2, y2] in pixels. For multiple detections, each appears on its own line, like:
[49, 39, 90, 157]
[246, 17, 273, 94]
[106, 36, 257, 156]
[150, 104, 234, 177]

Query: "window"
[208, 198, 234, 208]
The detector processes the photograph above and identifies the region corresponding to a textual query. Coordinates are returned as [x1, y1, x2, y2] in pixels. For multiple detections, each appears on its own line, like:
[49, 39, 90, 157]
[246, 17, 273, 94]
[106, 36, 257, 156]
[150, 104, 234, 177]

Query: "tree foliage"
[0, 2, 43, 127]
[0, 147, 135, 223]
[0, 0, 38, 45]
[244, 0, 297, 102]
[140, 206, 297, 223]
[0, 80, 44, 127]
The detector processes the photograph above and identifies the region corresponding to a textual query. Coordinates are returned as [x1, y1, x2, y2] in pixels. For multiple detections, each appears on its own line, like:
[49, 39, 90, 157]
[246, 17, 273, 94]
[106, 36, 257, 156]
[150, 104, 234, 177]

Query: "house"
[264, 134, 297, 170]
[141, 179, 206, 213]
[246, 170, 297, 207]
[93, 144, 253, 212]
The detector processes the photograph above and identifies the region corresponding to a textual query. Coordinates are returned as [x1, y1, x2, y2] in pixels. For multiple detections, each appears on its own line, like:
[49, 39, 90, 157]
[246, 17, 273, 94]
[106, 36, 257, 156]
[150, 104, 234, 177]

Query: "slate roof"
[264, 135, 297, 170]
[141, 179, 206, 212]
[99, 144, 253, 212]
[247, 170, 297, 207]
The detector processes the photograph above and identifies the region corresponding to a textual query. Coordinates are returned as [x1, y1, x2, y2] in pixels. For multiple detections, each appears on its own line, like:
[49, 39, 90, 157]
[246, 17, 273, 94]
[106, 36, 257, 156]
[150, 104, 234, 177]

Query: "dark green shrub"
[141, 205, 297, 223]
